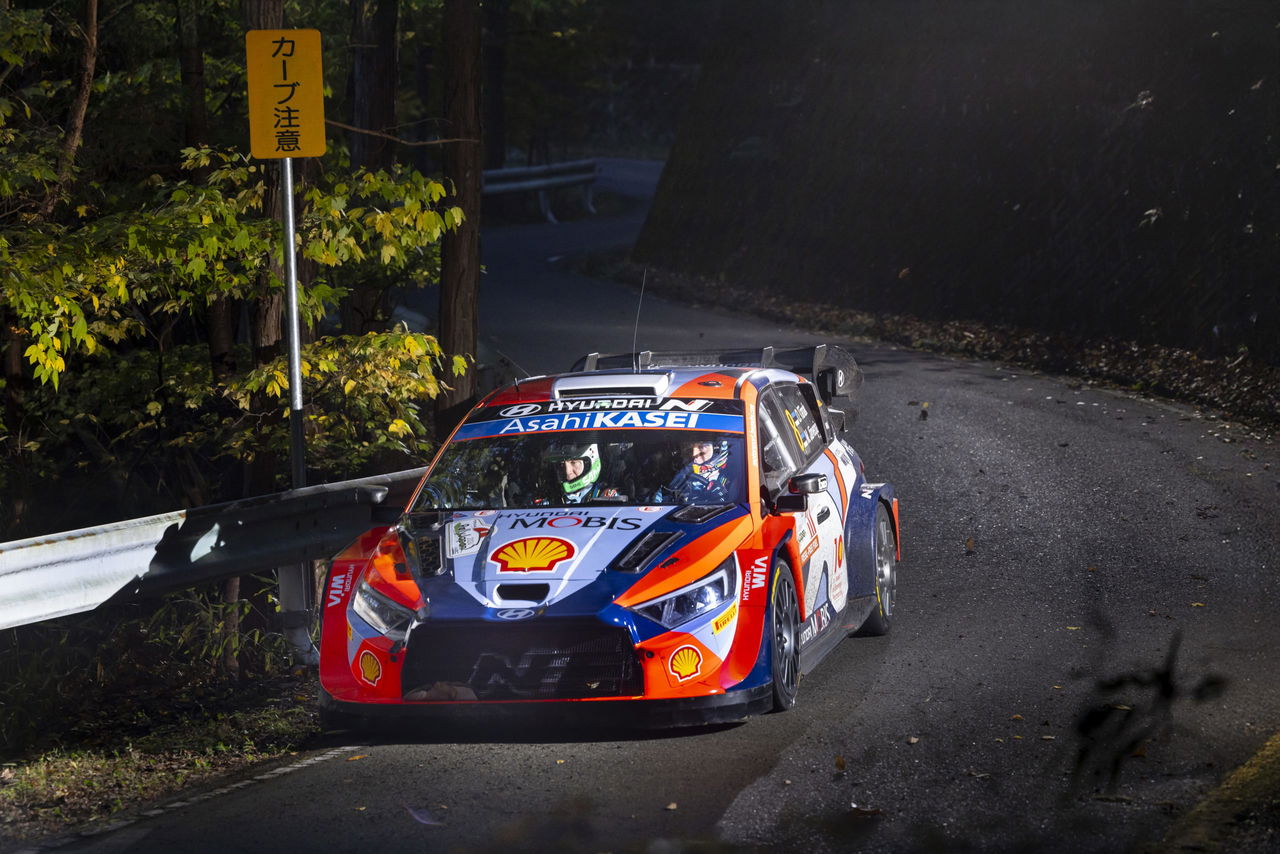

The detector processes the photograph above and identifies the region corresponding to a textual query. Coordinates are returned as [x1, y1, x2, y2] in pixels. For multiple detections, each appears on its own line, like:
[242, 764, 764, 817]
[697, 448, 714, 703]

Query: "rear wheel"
[857, 502, 896, 636]
[770, 562, 800, 711]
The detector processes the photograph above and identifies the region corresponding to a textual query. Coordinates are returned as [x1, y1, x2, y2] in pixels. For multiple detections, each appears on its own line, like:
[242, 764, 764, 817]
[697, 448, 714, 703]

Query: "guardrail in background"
[482, 158, 598, 224]
[0, 467, 425, 632]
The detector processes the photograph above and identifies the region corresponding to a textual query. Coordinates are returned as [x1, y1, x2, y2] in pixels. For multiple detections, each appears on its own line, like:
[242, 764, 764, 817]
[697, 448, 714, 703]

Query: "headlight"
[630, 556, 737, 630]
[351, 578, 414, 641]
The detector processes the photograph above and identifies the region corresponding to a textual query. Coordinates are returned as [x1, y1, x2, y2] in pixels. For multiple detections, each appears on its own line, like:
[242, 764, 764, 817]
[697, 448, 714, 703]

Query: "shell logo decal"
[491, 537, 576, 573]
[669, 645, 703, 682]
[358, 650, 382, 685]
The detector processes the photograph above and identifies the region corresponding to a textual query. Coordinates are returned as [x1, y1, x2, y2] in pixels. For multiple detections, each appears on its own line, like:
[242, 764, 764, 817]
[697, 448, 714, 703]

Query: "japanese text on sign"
[246, 29, 326, 159]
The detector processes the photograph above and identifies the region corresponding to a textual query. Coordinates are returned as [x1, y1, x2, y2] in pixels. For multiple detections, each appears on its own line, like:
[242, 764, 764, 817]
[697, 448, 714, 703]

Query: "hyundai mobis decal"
[453, 398, 745, 441]
[446, 507, 675, 609]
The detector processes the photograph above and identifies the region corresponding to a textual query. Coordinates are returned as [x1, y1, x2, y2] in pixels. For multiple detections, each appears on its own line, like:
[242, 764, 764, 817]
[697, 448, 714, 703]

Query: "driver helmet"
[683, 438, 729, 483]
[546, 442, 602, 499]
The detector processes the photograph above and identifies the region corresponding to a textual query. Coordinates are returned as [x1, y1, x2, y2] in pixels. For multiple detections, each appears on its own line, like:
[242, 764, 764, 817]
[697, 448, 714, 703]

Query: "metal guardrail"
[482, 158, 598, 224]
[0, 467, 425, 631]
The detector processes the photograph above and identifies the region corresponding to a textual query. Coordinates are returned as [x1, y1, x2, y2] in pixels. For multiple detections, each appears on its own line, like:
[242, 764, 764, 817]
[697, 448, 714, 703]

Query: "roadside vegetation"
[1, 0, 715, 844]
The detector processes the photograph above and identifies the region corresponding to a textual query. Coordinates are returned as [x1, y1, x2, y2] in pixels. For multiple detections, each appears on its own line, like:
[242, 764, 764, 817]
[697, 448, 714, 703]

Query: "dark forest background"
[636, 0, 1278, 364]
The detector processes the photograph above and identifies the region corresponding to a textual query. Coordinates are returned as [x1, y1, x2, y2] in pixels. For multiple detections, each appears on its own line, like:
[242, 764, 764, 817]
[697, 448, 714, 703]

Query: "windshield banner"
[453, 409, 745, 441]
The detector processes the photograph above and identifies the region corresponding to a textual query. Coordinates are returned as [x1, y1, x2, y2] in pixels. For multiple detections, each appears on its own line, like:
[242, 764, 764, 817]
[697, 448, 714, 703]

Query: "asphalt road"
[34, 161, 1280, 854]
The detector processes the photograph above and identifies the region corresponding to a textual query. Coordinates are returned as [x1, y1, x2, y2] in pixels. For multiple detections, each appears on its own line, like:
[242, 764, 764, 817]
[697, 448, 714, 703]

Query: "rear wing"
[571, 345, 863, 428]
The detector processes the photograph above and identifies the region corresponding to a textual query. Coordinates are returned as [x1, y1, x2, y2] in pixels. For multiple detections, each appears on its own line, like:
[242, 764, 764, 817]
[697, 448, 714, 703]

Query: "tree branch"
[324, 118, 477, 148]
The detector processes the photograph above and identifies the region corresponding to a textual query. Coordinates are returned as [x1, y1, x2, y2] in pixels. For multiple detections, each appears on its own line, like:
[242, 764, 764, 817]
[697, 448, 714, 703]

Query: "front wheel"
[857, 502, 896, 637]
[770, 562, 800, 711]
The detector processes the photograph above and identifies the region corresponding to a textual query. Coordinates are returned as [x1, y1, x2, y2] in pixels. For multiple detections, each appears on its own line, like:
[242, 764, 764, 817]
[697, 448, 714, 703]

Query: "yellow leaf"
[343, 379, 357, 395]
[1191, 602, 1206, 607]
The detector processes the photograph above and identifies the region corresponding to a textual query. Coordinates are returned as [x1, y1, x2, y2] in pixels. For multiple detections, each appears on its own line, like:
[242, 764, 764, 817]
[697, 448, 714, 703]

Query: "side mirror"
[789, 473, 827, 494]
[773, 493, 808, 514]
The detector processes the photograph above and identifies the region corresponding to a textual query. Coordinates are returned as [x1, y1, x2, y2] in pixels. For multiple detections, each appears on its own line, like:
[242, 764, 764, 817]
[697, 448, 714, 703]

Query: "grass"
[0, 671, 321, 843]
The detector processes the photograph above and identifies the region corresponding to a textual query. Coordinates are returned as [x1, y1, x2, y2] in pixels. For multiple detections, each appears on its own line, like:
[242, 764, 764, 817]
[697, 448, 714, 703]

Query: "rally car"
[319, 346, 900, 726]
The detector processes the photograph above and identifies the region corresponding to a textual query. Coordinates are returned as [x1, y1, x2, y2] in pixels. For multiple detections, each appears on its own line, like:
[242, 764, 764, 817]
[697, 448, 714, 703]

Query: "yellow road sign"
[246, 29, 326, 159]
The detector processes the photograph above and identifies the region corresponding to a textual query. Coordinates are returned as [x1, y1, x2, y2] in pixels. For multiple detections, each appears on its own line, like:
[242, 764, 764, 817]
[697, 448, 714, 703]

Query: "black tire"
[857, 502, 897, 637]
[770, 562, 801, 711]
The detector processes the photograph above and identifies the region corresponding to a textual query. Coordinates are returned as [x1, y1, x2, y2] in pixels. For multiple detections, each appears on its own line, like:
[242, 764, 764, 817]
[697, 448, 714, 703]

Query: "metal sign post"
[281, 155, 305, 490]
[246, 28, 326, 664]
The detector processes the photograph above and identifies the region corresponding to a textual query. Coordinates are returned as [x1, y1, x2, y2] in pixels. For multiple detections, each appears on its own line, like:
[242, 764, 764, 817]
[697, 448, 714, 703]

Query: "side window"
[757, 392, 799, 494]
[776, 384, 824, 465]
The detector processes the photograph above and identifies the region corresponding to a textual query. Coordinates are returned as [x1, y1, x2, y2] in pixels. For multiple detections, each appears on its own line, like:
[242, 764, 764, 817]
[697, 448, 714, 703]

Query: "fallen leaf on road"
[1041, 735, 1055, 741]
[835, 755, 846, 771]
[907, 736, 920, 744]
[1191, 602, 1206, 607]
[1065, 626, 1081, 631]
[964, 537, 975, 555]
[403, 805, 442, 826]
[665, 802, 678, 811]
[347, 755, 369, 762]
[556, 759, 566, 764]
[1010, 714, 1023, 721]
[355, 806, 367, 811]
[849, 805, 885, 817]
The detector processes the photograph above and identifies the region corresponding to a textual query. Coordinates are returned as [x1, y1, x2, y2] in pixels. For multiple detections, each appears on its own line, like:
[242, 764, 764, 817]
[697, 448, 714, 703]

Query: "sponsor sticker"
[798, 602, 835, 646]
[452, 410, 745, 441]
[358, 650, 382, 685]
[490, 537, 576, 573]
[496, 398, 713, 417]
[669, 645, 703, 682]
[326, 568, 354, 609]
[509, 514, 642, 531]
[713, 602, 738, 634]
[447, 519, 490, 557]
[741, 555, 770, 605]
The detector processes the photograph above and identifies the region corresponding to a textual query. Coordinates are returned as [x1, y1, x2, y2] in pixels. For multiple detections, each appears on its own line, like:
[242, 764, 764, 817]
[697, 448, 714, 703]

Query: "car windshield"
[413, 428, 747, 510]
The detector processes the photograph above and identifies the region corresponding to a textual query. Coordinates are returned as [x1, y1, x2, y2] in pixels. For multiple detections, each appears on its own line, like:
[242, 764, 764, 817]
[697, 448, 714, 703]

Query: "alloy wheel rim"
[875, 512, 896, 617]
[775, 575, 798, 692]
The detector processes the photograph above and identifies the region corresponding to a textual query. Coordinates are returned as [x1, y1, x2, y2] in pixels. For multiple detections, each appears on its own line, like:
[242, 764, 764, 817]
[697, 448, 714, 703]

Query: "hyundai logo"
[495, 608, 538, 621]
[499, 404, 542, 417]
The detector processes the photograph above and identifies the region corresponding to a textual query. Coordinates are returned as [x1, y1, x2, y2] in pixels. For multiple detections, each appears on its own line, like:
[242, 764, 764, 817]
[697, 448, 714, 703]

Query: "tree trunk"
[176, 0, 209, 148]
[436, 0, 482, 439]
[37, 0, 98, 220]
[348, 0, 399, 171]
[339, 0, 400, 334]
[482, 0, 510, 170]
[176, 0, 237, 381]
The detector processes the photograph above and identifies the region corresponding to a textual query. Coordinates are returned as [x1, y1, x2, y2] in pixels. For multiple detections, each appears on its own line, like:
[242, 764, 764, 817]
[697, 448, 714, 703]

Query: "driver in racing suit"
[544, 443, 621, 504]
[653, 438, 732, 503]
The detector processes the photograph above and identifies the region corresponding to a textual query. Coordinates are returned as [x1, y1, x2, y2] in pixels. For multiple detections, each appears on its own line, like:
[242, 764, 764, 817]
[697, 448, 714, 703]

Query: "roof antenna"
[631, 267, 647, 372]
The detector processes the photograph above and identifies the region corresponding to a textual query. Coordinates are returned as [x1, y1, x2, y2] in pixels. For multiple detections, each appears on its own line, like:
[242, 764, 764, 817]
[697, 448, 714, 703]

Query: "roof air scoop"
[552, 373, 672, 399]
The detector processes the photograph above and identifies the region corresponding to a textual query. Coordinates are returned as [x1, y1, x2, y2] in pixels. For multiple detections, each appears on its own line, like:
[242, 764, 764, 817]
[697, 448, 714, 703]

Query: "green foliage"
[0, 586, 291, 758]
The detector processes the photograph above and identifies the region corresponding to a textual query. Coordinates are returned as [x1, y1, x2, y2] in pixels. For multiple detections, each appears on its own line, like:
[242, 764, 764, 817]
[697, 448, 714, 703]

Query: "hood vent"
[669, 504, 734, 524]
[610, 531, 681, 573]
[552, 373, 671, 399]
[496, 583, 550, 603]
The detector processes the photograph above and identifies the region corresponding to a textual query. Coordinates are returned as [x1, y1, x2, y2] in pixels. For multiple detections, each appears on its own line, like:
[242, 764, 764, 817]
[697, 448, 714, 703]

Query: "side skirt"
[798, 595, 872, 676]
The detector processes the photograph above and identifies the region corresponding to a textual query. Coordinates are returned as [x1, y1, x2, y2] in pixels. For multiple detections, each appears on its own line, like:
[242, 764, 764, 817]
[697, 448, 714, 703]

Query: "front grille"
[401, 620, 643, 700]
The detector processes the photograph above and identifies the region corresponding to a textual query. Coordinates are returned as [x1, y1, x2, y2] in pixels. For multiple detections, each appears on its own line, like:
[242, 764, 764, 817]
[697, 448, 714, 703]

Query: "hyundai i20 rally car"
[319, 346, 900, 726]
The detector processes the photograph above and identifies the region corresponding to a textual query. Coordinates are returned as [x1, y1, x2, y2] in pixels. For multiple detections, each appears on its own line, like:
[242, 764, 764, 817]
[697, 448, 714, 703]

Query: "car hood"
[425, 505, 738, 614]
